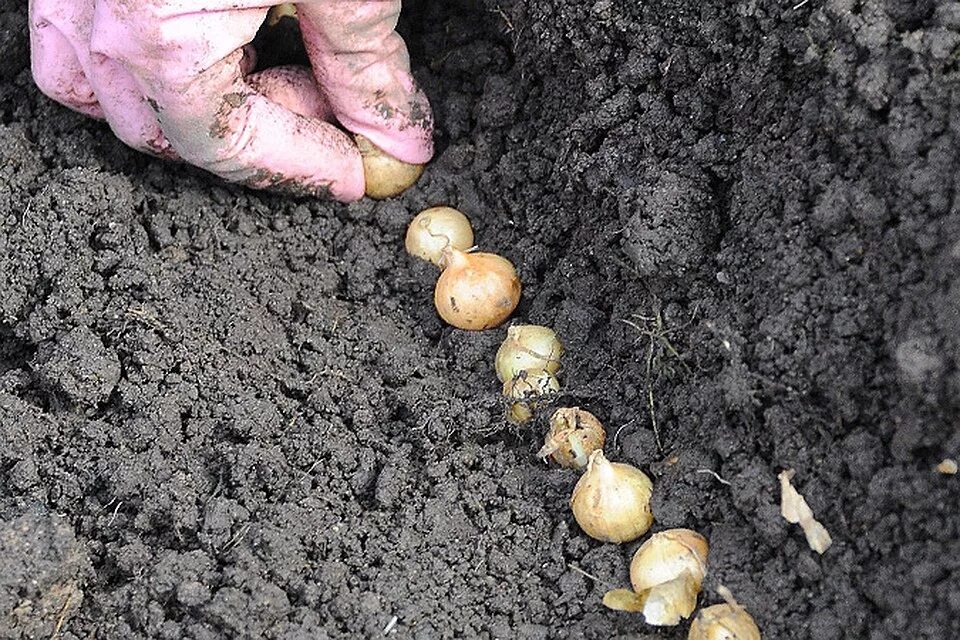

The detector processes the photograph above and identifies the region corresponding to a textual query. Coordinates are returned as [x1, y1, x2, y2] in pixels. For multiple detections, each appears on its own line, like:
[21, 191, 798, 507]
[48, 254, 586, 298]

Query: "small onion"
[434, 248, 521, 330]
[538, 407, 605, 468]
[495, 324, 563, 383]
[507, 402, 533, 425]
[405, 206, 474, 266]
[570, 450, 654, 543]
[267, 3, 297, 25]
[688, 604, 761, 640]
[503, 368, 560, 424]
[629, 528, 709, 626]
[356, 134, 424, 199]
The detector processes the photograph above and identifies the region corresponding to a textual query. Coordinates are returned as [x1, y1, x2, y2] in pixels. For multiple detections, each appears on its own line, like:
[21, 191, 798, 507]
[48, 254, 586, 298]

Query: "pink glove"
[28, 1, 434, 202]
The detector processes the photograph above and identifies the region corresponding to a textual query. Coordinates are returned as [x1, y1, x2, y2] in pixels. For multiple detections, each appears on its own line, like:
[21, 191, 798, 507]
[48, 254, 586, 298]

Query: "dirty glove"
[28, 1, 434, 202]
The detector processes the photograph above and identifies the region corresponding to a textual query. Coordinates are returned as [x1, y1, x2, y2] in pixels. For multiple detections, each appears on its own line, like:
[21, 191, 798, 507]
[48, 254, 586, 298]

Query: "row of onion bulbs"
[405, 206, 760, 638]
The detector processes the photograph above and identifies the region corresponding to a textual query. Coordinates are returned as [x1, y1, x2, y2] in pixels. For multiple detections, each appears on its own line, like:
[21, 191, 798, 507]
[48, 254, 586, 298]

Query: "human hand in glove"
[28, 1, 434, 202]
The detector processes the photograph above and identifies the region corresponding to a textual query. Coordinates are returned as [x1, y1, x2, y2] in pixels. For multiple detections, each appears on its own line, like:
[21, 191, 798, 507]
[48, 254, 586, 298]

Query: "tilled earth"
[2, 0, 959, 638]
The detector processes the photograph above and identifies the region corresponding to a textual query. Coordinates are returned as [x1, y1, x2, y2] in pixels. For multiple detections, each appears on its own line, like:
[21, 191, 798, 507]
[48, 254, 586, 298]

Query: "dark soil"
[2, 0, 959, 638]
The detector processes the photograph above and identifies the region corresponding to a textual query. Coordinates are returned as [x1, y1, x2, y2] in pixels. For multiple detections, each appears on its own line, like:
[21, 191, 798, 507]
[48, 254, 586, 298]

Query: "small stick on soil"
[49, 590, 79, 640]
[566, 563, 616, 589]
[489, 5, 523, 53]
[645, 368, 661, 451]
[619, 303, 698, 453]
[491, 5, 514, 33]
[696, 469, 731, 486]
[612, 419, 636, 451]
[107, 501, 123, 527]
[319, 368, 350, 382]
[382, 616, 398, 635]
[221, 523, 251, 554]
[125, 306, 167, 334]
[618, 317, 664, 451]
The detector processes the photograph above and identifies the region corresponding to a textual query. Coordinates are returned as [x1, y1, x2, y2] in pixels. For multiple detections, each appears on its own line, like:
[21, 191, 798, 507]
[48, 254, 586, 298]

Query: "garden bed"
[1, 0, 958, 638]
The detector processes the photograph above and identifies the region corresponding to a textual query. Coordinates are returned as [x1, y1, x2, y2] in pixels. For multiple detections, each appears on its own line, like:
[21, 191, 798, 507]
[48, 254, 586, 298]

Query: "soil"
[2, 0, 959, 638]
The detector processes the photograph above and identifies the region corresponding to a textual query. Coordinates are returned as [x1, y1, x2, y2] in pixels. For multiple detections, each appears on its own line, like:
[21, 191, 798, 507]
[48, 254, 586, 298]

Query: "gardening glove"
[28, 1, 434, 202]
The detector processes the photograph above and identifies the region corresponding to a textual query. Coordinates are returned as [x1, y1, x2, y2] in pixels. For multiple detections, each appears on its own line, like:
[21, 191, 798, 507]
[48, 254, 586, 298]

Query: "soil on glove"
[2, 0, 959, 638]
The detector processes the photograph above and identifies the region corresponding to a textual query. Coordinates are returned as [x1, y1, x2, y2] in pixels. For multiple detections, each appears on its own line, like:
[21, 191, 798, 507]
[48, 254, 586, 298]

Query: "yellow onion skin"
[495, 324, 563, 382]
[356, 135, 424, 199]
[570, 450, 654, 543]
[434, 248, 521, 330]
[405, 206, 474, 266]
[540, 407, 605, 468]
[629, 528, 709, 626]
[688, 604, 761, 640]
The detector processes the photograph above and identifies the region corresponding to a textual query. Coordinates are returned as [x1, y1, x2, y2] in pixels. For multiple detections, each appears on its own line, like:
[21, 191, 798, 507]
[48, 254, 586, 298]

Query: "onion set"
[495, 324, 563, 383]
[570, 450, 654, 543]
[688, 603, 761, 640]
[434, 248, 521, 331]
[405, 206, 475, 266]
[626, 529, 709, 626]
[538, 407, 605, 468]
[356, 134, 424, 199]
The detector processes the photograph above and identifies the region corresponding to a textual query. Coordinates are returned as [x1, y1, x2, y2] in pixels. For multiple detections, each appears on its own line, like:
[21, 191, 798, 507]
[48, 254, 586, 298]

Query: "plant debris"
[779, 469, 832, 554]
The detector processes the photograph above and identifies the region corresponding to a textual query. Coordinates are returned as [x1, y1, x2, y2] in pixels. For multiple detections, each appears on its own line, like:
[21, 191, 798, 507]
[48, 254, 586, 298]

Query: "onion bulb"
[688, 604, 761, 640]
[503, 368, 560, 424]
[434, 248, 521, 330]
[356, 134, 424, 199]
[538, 407, 605, 468]
[629, 528, 709, 626]
[405, 206, 474, 266]
[570, 450, 653, 543]
[267, 3, 297, 25]
[507, 402, 534, 425]
[495, 324, 563, 383]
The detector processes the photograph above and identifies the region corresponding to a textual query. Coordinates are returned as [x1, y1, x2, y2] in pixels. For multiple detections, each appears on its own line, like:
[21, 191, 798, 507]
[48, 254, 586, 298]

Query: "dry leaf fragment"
[779, 469, 832, 554]
[936, 458, 957, 475]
